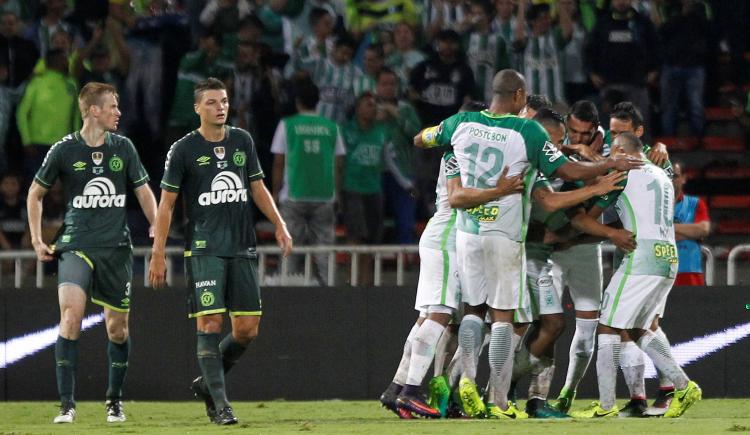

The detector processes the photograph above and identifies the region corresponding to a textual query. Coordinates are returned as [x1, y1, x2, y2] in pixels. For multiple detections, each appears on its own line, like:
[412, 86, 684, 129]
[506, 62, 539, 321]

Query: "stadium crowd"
[0, 0, 743, 255]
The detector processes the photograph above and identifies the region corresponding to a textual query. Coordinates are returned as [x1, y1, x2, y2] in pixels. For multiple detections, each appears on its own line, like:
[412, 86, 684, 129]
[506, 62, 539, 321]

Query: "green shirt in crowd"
[16, 69, 81, 146]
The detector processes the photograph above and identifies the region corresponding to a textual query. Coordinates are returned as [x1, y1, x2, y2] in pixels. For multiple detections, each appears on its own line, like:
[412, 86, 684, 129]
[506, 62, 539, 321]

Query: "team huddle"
[379, 69, 702, 420]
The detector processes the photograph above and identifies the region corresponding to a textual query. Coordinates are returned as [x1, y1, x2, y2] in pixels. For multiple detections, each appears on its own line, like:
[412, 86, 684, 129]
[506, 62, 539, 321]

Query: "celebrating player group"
[378, 69, 701, 420]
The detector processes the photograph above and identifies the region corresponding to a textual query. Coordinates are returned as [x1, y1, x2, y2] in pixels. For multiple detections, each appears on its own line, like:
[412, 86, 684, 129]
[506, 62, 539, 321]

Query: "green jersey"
[161, 126, 264, 258]
[342, 119, 390, 194]
[465, 32, 510, 103]
[270, 113, 346, 202]
[520, 30, 566, 104]
[34, 131, 149, 251]
[525, 175, 570, 261]
[424, 110, 568, 241]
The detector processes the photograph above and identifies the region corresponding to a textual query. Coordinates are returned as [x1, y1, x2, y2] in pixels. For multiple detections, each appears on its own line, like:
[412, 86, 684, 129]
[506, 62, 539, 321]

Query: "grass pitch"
[2, 399, 750, 434]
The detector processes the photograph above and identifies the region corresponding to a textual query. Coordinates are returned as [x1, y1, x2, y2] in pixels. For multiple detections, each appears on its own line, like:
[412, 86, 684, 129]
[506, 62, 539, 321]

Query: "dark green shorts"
[185, 255, 262, 318]
[58, 247, 133, 312]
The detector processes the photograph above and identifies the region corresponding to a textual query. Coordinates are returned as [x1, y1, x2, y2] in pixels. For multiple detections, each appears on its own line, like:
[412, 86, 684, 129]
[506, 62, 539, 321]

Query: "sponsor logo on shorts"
[198, 171, 248, 206]
[109, 156, 124, 172]
[200, 290, 215, 307]
[195, 280, 216, 288]
[72, 177, 126, 209]
[73, 161, 87, 171]
[121, 297, 130, 308]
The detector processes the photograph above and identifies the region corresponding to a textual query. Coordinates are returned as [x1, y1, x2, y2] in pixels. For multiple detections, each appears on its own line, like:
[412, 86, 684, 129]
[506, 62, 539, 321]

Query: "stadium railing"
[0, 243, 716, 288]
[727, 244, 750, 285]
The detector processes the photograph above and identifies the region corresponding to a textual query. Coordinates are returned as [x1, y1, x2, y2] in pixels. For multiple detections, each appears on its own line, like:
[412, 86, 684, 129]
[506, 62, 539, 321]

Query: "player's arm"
[675, 221, 710, 240]
[134, 183, 158, 237]
[250, 180, 292, 257]
[570, 205, 636, 252]
[447, 166, 524, 209]
[533, 171, 626, 212]
[26, 181, 54, 261]
[647, 142, 669, 167]
[149, 189, 178, 288]
[555, 154, 642, 181]
[271, 153, 284, 202]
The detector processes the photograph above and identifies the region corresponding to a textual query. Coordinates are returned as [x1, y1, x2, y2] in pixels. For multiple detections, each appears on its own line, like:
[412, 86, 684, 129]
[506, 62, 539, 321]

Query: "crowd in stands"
[0, 0, 748, 255]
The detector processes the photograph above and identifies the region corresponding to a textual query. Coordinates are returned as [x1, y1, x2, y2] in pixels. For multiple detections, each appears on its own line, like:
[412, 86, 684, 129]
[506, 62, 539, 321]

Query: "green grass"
[2, 399, 750, 434]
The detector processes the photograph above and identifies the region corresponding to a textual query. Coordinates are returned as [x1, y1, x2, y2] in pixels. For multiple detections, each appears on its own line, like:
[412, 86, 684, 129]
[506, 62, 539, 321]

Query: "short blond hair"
[78, 82, 118, 118]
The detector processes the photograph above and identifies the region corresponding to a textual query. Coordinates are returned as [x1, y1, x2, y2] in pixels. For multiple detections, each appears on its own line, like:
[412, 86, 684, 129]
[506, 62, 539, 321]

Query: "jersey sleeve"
[270, 120, 287, 155]
[694, 198, 710, 223]
[443, 151, 460, 179]
[125, 138, 150, 188]
[532, 174, 552, 192]
[160, 140, 185, 192]
[34, 141, 63, 188]
[523, 120, 568, 177]
[421, 113, 462, 148]
[245, 133, 265, 182]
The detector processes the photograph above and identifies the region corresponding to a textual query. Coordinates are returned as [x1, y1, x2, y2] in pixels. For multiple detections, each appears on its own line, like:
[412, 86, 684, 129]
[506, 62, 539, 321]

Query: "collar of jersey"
[74, 130, 111, 148]
[480, 110, 516, 119]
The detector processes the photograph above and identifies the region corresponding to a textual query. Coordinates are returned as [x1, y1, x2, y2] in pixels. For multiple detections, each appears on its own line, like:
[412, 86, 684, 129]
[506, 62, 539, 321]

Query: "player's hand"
[494, 166, 525, 196]
[609, 229, 636, 252]
[590, 73, 605, 89]
[592, 171, 626, 196]
[32, 240, 55, 262]
[609, 154, 644, 171]
[149, 253, 167, 288]
[572, 143, 605, 162]
[647, 142, 669, 167]
[275, 224, 293, 257]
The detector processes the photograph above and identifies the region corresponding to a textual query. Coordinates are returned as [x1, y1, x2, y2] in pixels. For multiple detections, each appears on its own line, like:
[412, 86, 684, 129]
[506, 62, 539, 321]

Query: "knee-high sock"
[655, 327, 675, 389]
[106, 339, 130, 400]
[637, 329, 688, 390]
[458, 315, 484, 381]
[529, 360, 555, 401]
[393, 323, 420, 385]
[562, 318, 598, 392]
[447, 345, 462, 388]
[55, 336, 78, 406]
[620, 341, 646, 399]
[220, 335, 249, 374]
[596, 334, 621, 410]
[406, 319, 445, 387]
[197, 332, 228, 410]
[433, 326, 457, 377]
[488, 322, 513, 410]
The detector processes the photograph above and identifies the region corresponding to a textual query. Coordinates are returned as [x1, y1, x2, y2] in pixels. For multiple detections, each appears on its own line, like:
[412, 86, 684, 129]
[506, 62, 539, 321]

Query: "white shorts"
[515, 257, 563, 323]
[415, 246, 461, 311]
[600, 267, 675, 330]
[550, 243, 603, 312]
[456, 231, 525, 311]
[657, 286, 672, 318]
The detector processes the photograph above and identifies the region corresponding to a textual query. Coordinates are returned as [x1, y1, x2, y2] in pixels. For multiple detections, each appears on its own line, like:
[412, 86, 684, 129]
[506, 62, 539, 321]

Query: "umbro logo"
[196, 156, 211, 166]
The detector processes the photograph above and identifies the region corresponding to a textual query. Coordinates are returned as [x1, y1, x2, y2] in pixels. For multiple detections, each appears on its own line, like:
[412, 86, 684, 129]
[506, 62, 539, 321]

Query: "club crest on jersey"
[542, 141, 563, 162]
[91, 152, 103, 165]
[214, 146, 225, 159]
[72, 177, 126, 208]
[198, 171, 248, 206]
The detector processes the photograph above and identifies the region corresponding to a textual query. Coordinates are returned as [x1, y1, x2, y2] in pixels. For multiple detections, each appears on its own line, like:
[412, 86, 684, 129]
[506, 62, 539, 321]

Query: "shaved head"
[492, 69, 526, 96]
[613, 131, 643, 153]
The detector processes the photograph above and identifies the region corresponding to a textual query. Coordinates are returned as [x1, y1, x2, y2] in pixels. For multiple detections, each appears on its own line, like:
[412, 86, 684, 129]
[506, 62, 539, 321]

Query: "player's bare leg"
[53, 285, 86, 423]
[103, 308, 130, 422]
[525, 313, 567, 418]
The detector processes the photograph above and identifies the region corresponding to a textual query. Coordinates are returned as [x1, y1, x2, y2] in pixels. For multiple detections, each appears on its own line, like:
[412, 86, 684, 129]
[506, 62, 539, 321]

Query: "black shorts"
[343, 191, 383, 243]
[185, 255, 262, 318]
[58, 247, 133, 312]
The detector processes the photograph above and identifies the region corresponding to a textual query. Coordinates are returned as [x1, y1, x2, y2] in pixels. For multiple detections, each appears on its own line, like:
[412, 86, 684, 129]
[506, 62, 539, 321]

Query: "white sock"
[393, 323, 420, 385]
[406, 319, 445, 386]
[562, 318, 598, 392]
[596, 334, 621, 410]
[458, 315, 484, 381]
[637, 329, 688, 390]
[488, 322, 513, 410]
[655, 328, 675, 389]
[620, 341, 646, 399]
[529, 360, 555, 401]
[433, 326, 457, 377]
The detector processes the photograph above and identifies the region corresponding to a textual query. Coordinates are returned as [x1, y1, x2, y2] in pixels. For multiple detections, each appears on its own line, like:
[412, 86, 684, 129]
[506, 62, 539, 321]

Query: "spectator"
[200, 0, 254, 34]
[290, 7, 335, 74]
[344, 0, 418, 39]
[71, 19, 130, 91]
[519, 93, 552, 119]
[0, 10, 40, 88]
[288, 0, 342, 43]
[16, 48, 80, 185]
[375, 67, 420, 245]
[585, 0, 659, 139]
[302, 33, 364, 125]
[385, 21, 424, 89]
[672, 161, 711, 286]
[465, 0, 510, 103]
[655, 0, 711, 136]
[270, 78, 345, 285]
[491, 0, 519, 68]
[558, 0, 591, 104]
[0, 172, 27, 250]
[516, 2, 569, 104]
[409, 29, 474, 213]
[32, 27, 75, 74]
[24, 0, 75, 57]
[0, 0, 22, 18]
[355, 42, 383, 95]
[423, 0, 471, 42]
[167, 31, 233, 141]
[341, 92, 391, 284]
[0, 60, 19, 174]
[257, 0, 293, 58]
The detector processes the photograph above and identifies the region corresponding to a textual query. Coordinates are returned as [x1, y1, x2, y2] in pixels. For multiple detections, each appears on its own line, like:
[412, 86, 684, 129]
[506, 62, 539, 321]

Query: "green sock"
[197, 332, 228, 410]
[106, 339, 130, 400]
[220, 335, 249, 374]
[55, 336, 78, 406]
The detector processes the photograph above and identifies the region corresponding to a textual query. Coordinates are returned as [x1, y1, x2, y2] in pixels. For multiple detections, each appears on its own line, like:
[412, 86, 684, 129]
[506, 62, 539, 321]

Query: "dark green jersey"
[161, 126, 264, 258]
[34, 131, 150, 251]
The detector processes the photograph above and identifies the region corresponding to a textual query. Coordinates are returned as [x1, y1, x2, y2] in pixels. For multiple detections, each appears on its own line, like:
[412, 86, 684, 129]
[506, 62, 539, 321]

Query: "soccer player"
[417, 69, 642, 419]
[569, 132, 702, 419]
[149, 78, 292, 425]
[26, 82, 157, 424]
